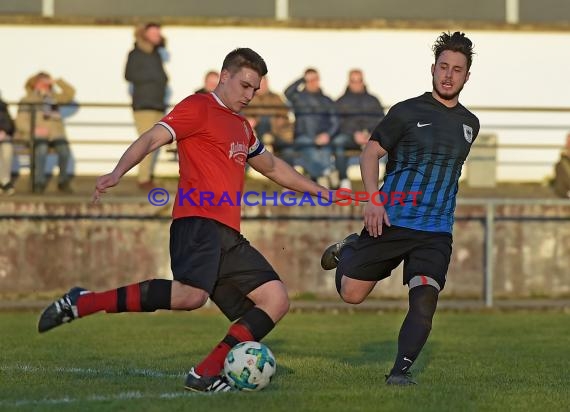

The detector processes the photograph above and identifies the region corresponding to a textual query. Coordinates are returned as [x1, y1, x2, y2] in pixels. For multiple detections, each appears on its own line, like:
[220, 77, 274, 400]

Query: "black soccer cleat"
[385, 372, 417, 386]
[320, 233, 359, 270]
[38, 287, 89, 333]
[184, 367, 233, 392]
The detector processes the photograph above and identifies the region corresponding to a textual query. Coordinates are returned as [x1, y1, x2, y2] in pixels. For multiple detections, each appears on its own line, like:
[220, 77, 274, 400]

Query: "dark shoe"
[184, 367, 233, 392]
[38, 287, 89, 333]
[320, 233, 359, 270]
[1, 183, 15, 196]
[58, 181, 74, 194]
[385, 372, 417, 386]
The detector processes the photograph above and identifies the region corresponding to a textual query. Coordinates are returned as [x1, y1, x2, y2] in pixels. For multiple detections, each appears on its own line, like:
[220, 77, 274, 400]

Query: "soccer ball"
[224, 341, 276, 391]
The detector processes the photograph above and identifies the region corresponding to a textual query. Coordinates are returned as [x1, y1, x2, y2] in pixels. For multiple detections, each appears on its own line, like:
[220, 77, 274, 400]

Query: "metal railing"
[5, 101, 570, 189]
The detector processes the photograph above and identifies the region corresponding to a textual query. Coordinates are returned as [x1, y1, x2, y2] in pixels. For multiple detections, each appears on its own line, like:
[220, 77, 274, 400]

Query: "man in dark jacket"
[334, 69, 385, 189]
[125, 22, 168, 189]
[284, 68, 339, 184]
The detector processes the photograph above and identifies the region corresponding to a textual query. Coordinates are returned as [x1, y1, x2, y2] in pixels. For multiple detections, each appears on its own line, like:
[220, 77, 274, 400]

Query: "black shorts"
[336, 225, 452, 291]
[170, 217, 280, 321]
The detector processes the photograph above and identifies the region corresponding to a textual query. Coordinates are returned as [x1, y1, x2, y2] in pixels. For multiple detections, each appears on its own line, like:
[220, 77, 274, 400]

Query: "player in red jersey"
[38, 48, 336, 392]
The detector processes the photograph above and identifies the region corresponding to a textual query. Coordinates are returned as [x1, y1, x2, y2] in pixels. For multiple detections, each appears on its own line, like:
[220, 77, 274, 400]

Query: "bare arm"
[360, 140, 390, 237]
[92, 124, 172, 202]
[248, 150, 333, 200]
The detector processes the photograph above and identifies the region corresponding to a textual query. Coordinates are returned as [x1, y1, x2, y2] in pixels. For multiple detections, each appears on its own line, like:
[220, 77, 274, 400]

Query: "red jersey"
[158, 92, 265, 232]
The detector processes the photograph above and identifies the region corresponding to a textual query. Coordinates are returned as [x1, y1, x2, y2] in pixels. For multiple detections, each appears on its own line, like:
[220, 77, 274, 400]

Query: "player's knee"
[250, 281, 290, 322]
[340, 287, 367, 305]
[266, 288, 290, 321]
[274, 294, 290, 319]
[177, 289, 209, 310]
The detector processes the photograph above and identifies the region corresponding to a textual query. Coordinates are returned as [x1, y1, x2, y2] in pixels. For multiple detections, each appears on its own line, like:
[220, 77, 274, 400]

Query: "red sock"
[77, 284, 141, 317]
[195, 323, 254, 377]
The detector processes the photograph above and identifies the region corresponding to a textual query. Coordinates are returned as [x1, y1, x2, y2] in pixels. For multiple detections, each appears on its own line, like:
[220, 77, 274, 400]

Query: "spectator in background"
[125, 22, 168, 190]
[15, 72, 75, 194]
[553, 132, 570, 198]
[334, 69, 385, 189]
[0, 93, 15, 195]
[243, 76, 294, 164]
[195, 71, 220, 94]
[285, 68, 339, 185]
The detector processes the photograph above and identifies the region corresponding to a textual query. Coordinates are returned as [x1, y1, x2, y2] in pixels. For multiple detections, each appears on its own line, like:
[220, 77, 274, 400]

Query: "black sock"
[236, 307, 276, 341]
[390, 285, 438, 375]
[139, 279, 172, 311]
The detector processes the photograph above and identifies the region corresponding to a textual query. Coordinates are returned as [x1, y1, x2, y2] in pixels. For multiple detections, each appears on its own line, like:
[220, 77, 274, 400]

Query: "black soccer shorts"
[336, 224, 453, 291]
[170, 216, 280, 321]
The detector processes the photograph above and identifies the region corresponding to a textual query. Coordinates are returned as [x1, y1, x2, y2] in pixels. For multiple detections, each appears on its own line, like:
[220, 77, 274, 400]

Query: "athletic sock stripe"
[222, 335, 240, 348]
[117, 287, 127, 312]
[126, 284, 142, 312]
[229, 323, 254, 343]
[408, 275, 441, 292]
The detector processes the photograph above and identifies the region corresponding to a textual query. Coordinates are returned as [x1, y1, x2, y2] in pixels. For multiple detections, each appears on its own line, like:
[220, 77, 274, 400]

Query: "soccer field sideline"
[0, 364, 190, 408]
[0, 390, 189, 408]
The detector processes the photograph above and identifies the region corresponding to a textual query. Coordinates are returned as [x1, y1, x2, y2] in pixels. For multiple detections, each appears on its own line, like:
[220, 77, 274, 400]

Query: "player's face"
[218, 67, 261, 112]
[431, 50, 470, 106]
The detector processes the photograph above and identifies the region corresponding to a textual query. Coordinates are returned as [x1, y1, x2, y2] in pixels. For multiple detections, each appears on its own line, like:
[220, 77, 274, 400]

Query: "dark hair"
[433, 31, 474, 70]
[144, 22, 161, 30]
[304, 68, 318, 76]
[222, 48, 268, 77]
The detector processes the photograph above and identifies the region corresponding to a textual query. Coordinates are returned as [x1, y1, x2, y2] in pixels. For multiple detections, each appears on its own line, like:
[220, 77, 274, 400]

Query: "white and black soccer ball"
[224, 341, 276, 391]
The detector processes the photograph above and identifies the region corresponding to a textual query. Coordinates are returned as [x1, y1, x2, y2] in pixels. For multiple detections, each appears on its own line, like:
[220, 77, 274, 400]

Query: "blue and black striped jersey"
[370, 92, 480, 233]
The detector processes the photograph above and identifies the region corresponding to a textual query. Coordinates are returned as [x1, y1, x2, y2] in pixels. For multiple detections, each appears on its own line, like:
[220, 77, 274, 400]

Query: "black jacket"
[335, 87, 385, 135]
[125, 45, 168, 111]
[284, 78, 339, 138]
[0, 99, 15, 136]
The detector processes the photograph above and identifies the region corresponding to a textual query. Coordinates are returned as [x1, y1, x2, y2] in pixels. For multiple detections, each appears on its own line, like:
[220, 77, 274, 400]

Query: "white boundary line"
[0, 364, 234, 407]
[0, 391, 208, 407]
[1, 364, 184, 379]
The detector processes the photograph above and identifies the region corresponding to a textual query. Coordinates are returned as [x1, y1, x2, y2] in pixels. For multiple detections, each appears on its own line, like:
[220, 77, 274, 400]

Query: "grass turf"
[0, 310, 569, 411]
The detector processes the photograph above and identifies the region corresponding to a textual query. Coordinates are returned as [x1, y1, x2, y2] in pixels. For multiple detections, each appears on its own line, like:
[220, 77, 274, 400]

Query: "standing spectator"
[0, 93, 15, 195]
[125, 22, 168, 190]
[285, 68, 339, 185]
[335, 69, 385, 189]
[15, 72, 75, 194]
[243, 76, 294, 164]
[195, 70, 220, 94]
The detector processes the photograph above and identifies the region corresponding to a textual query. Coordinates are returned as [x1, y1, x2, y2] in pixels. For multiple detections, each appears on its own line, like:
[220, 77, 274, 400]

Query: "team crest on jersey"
[463, 124, 473, 143]
[229, 141, 248, 165]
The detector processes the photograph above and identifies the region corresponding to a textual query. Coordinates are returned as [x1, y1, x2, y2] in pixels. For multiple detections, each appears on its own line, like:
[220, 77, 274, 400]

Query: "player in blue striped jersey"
[321, 32, 479, 385]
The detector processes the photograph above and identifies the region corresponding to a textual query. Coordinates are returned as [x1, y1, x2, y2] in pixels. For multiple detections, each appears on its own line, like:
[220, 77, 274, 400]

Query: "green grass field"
[1, 310, 568, 411]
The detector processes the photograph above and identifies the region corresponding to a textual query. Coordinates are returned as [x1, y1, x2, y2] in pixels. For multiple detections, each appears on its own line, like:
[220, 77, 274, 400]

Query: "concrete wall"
[1, 201, 568, 300]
